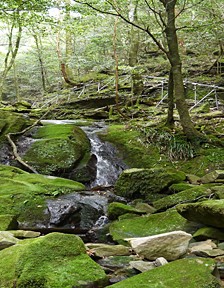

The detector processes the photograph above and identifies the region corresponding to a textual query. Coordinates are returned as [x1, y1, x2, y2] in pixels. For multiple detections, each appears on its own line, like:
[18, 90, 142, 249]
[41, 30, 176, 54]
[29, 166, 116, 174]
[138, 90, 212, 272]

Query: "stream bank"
[0, 109, 224, 287]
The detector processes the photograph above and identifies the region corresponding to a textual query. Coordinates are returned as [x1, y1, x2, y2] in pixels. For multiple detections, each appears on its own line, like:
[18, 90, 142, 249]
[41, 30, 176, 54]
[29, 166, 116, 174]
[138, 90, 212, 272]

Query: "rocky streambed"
[0, 110, 224, 287]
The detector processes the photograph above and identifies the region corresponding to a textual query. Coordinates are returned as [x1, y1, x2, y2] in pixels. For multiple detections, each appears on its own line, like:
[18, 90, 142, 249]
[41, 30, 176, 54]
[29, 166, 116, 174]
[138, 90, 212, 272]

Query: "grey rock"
[0, 231, 19, 250]
[200, 170, 224, 184]
[126, 231, 192, 261]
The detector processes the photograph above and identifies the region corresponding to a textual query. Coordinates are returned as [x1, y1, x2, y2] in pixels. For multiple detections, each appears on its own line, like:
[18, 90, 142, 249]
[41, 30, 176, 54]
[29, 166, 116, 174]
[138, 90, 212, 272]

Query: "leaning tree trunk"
[161, 0, 204, 141]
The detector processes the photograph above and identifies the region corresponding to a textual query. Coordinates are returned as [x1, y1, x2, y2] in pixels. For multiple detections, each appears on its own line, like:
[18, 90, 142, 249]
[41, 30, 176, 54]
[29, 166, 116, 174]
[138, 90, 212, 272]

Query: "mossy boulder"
[0, 232, 108, 287]
[153, 186, 211, 211]
[107, 202, 146, 220]
[193, 227, 224, 241]
[0, 111, 31, 143]
[99, 124, 165, 168]
[0, 164, 85, 230]
[200, 170, 224, 184]
[176, 199, 224, 228]
[114, 168, 186, 201]
[23, 124, 94, 182]
[211, 186, 224, 199]
[109, 209, 191, 244]
[105, 258, 220, 288]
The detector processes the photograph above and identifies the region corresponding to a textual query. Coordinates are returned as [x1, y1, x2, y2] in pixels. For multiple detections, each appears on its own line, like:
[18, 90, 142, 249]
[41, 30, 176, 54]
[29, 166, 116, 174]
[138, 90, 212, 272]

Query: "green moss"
[14, 173, 85, 192]
[17, 195, 49, 225]
[114, 168, 186, 201]
[0, 172, 85, 197]
[176, 199, 224, 228]
[153, 186, 211, 211]
[107, 202, 145, 220]
[73, 72, 109, 83]
[0, 233, 108, 288]
[0, 177, 46, 195]
[99, 125, 164, 168]
[23, 124, 91, 176]
[0, 111, 32, 144]
[101, 124, 224, 178]
[0, 164, 85, 228]
[193, 226, 224, 241]
[169, 183, 196, 193]
[178, 148, 224, 176]
[106, 258, 220, 288]
[212, 186, 224, 199]
[0, 215, 18, 230]
[109, 209, 188, 244]
[23, 138, 82, 174]
[0, 165, 28, 177]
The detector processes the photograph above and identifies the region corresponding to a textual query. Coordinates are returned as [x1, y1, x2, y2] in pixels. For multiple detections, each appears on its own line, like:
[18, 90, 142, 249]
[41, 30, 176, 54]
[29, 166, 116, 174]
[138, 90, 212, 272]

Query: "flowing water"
[81, 123, 127, 188]
[41, 120, 127, 188]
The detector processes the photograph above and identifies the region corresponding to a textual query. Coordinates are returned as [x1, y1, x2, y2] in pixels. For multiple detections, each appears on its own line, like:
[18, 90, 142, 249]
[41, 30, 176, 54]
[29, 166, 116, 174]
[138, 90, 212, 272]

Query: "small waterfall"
[82, 123, 127, 188]
[40, 120, 127, 188]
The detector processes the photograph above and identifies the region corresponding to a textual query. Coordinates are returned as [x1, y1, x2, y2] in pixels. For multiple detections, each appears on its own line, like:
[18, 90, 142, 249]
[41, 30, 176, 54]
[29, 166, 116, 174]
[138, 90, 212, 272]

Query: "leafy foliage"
[141, 127, 196, 160]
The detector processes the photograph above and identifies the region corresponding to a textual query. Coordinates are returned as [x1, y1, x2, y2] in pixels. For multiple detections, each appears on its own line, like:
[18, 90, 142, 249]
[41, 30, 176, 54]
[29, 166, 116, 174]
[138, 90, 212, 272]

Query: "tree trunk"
[33, 34, 48, 92]
[13, 62, 20, 101]
[113, 16, 126, 117]
[161, 0, 203, 141]
[128, 0, 143, 97]
[65, 0, 75, 81]
[0, 14, 22, 100]
[166, 68, 174, 128]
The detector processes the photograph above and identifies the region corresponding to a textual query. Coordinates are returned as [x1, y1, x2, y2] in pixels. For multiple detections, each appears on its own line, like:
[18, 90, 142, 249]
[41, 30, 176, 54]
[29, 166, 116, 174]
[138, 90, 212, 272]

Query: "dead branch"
[6, 134, 38, 173]
[5, 106, 54, 173]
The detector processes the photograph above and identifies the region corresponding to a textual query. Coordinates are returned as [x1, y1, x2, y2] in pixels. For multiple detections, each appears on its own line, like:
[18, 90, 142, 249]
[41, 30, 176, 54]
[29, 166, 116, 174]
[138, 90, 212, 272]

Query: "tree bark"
[113, 16, 126, 118]
[65, 0, 75, 81]
[166, 68, 174, 128]
[161, 0, 203, 141]
[128, 0, 143, 97]
[33, 34, 48, 92]
[0, 13, 22, 100]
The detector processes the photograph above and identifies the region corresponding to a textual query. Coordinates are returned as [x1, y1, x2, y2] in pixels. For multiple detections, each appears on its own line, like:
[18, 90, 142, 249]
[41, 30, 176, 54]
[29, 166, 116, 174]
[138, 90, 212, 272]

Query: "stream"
[81, 123, 127, 188]
[17, 120, 128, 239]
[41, 120, 127, 188]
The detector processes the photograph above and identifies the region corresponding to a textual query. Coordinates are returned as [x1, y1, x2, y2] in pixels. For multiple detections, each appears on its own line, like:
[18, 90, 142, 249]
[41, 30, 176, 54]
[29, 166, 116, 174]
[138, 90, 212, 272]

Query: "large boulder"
[105, 258, 220, 288]
[109, 209, 193, 244]
[0, 164, 85, 231]
[153, 186, 211, 211]
[176, 199, 224, 228]
[0, 232, 108, 287]
[114, 168, 186, 201]
[22, 123, 95, 183]
[125, 231, 192, 261]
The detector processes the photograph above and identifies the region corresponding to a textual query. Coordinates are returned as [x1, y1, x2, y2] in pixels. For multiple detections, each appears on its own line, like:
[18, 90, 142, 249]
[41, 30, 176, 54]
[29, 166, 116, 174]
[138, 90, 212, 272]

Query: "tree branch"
[74, 0, 168, 54]
[6, 134, 38, 174]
